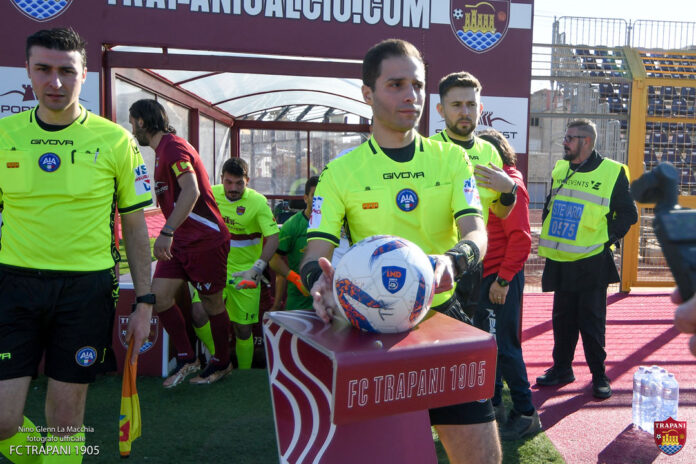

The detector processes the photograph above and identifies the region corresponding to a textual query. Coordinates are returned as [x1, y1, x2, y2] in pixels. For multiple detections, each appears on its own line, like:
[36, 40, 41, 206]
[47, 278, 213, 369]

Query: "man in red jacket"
[475, 130, 541, 441]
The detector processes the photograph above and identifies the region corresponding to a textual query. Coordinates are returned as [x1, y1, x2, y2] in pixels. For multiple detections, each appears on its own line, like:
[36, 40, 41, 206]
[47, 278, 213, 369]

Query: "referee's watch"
[500, 183, 518, 207]
[495, 276, 510, 287]
[135, 293, 156, 305]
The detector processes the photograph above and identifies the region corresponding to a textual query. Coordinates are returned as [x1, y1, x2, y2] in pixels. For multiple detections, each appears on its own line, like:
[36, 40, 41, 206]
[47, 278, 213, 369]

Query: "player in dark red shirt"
[129, 99, 233, 386]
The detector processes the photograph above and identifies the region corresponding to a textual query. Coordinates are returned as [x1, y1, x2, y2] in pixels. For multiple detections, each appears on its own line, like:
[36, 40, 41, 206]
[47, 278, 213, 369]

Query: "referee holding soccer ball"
[300, 39, 501, 464]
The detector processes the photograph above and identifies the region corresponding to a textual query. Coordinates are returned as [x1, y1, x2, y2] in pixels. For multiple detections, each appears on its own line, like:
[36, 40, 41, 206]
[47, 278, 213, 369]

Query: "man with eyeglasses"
[536, 119, 637, 399]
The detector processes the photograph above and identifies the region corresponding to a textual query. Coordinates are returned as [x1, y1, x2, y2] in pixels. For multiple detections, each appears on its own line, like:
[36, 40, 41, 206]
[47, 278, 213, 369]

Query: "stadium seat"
[649, 131, 669, 147]
[619, 83, 631, 99]
[677, 151, 693, 166]
[671, 133, 686, 148]
[599, 82, 614, 98]
[681, 87, 696, 101]
[662, 86, 675, 100]
[644, 148, 657, 167]
[608, 96, 626, 113]
[672, 98, 689, 116]
[662, 149, 677, 164]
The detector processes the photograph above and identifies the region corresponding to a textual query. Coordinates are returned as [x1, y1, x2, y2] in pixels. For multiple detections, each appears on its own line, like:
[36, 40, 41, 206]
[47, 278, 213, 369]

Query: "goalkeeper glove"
[231, 259, 269, 289]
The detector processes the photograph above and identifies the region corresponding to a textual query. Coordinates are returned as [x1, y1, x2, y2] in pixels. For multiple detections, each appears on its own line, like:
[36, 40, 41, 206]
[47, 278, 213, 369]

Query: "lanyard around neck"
[552, 157, 590, 198]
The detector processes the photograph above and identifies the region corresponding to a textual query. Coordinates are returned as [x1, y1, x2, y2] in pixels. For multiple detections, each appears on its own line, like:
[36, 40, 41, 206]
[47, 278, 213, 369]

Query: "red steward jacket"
[482, 165, 532, 281]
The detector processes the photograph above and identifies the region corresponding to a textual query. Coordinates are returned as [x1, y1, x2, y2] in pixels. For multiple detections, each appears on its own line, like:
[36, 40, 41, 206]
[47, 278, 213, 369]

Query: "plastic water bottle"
[660, 373, 679, 421]
[640, 367, 660, 433]
[632, 366, 648, 427]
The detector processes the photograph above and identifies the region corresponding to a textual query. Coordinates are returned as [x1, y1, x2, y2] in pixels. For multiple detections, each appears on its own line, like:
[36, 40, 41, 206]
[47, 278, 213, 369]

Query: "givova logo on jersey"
[450, 0, 510, 53]
[11, 0, 73, 22]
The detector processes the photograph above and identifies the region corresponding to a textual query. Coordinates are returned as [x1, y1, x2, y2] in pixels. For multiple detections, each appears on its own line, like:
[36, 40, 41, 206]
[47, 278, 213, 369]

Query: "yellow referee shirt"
[307, 134, 482, 306]
[0, 106, 152, 271]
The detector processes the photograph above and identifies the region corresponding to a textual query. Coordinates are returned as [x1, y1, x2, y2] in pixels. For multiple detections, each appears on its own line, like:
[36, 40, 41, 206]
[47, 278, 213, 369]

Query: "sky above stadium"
[533, 0, 690, 43]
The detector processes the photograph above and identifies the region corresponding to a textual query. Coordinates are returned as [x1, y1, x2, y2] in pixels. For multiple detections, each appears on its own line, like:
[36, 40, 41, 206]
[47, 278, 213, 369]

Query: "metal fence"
[553, 17, 696, 50]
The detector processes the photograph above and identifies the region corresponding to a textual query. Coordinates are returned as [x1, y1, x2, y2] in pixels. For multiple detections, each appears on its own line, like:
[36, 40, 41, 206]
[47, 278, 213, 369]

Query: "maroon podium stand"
[263, 310, 497, 463]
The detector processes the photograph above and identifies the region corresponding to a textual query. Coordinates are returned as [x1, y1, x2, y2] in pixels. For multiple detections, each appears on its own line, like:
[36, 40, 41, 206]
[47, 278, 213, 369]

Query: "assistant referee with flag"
[0, 28, 155, 463]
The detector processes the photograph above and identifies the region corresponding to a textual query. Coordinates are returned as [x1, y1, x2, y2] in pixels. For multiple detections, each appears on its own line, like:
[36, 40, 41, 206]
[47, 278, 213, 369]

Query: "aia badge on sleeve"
[654, 418, 687, 456]
[118, 315, 159, 354]
[11, 0, 73, 22]
[450, 0, 510, 53]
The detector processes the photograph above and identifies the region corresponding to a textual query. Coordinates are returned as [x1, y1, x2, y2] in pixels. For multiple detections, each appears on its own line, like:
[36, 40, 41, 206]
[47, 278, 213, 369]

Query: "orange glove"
[287, 270, 310, 296]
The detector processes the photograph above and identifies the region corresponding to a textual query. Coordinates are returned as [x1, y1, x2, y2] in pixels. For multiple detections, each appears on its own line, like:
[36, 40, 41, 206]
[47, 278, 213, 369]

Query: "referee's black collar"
[438, 130, 475, 150]
[29, 104, 89, 129]
[367, 134, 424, 155]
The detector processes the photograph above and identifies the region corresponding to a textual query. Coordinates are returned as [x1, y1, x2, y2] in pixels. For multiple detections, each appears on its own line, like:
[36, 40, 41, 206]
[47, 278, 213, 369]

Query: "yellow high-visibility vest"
[539, 157, 627, 262]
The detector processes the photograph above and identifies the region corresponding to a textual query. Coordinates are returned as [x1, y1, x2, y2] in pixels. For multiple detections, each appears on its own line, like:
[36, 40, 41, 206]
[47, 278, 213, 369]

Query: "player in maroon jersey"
[129, 99, 233, 386]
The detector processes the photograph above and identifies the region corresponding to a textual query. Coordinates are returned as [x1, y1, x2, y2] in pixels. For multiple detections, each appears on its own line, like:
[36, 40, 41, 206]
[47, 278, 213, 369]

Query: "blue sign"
[548, 199, 584, 240]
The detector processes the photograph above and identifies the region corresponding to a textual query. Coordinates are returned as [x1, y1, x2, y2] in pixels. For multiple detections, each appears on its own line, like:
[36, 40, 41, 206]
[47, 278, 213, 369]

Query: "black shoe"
[592, 374, 612, 399]
[536, 366, 575, 386]
[499, 410, 542, 441]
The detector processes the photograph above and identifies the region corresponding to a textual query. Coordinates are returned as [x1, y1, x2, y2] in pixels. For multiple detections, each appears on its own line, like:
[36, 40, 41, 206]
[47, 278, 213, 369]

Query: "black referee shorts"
[0, 265, 117, 384]
[428, 295, 495, 425]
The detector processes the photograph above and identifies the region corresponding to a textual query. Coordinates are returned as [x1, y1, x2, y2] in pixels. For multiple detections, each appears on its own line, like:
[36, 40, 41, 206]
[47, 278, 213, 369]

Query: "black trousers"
[551, 288, 607, 376]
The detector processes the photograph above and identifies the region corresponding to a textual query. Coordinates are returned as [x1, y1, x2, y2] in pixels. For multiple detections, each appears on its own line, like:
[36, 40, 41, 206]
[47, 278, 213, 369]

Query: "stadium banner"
[0, 67, 100, 119]
[0, 0, 533, 135]
[428, 94, 529, 154]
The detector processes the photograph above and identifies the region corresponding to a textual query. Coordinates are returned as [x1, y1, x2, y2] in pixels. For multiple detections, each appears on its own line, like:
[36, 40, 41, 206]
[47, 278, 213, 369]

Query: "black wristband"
[160, 229, 174, 237]
[445, 240, 481, 280]
[300, 260, 323, 292]
[499, 183, 518, 206]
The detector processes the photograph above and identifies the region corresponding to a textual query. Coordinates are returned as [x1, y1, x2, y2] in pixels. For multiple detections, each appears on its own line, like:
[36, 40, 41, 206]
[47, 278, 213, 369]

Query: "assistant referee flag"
[119, 342, 142, 457]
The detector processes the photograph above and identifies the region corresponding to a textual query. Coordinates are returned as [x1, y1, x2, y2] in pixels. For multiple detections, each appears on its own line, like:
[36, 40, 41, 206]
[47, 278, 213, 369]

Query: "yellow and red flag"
[119, 342, 142, 457]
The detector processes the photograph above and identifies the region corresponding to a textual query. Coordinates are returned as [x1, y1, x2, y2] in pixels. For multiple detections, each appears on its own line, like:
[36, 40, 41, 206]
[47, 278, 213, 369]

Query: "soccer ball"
[332, 235, 435, 333]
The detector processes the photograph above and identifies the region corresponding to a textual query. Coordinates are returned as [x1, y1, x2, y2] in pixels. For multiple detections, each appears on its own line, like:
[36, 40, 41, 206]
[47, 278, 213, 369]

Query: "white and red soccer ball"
[332, 235, 435, 333]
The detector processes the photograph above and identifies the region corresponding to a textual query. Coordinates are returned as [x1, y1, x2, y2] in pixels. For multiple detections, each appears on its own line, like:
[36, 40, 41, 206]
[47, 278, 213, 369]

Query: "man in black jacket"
[536, 119, 637, 399]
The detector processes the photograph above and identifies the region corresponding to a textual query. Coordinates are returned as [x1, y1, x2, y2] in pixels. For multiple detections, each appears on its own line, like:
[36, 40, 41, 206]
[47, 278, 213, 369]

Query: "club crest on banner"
[11, 0, 73, 22]
[654, 417, 687, 456]
[118, 315, 159, 354]
[450, 0, 510, 53]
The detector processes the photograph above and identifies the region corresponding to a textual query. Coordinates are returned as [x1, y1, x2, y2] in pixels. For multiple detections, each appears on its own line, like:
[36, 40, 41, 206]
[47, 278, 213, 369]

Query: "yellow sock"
[193, 321, 216, 356]
[43, 429, 85, 464]
[235, 336, 254, 369]
[0, 416, 44, 464]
